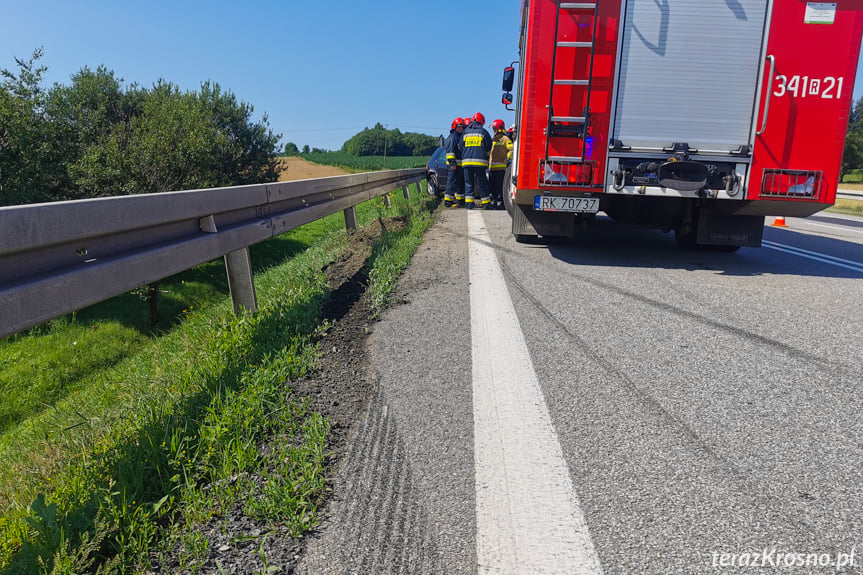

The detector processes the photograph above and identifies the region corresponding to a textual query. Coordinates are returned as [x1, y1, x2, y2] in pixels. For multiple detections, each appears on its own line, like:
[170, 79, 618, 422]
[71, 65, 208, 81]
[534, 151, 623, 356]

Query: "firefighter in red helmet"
[458, 113, 493, 209]
[444, 117, 466, 207]
[489, 119, 513, 209]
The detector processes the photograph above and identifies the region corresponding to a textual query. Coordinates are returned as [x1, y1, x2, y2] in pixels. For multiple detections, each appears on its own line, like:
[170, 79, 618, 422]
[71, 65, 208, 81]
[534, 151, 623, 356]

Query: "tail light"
[538, 160, 595, 187]
[760, 169, 822, 199]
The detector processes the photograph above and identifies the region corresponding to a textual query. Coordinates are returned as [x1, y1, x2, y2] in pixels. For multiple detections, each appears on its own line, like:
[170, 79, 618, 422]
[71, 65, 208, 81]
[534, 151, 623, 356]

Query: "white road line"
[763, 240, 863, 273]
[794, 220, 863, 235]
[468, 211, 603, 575]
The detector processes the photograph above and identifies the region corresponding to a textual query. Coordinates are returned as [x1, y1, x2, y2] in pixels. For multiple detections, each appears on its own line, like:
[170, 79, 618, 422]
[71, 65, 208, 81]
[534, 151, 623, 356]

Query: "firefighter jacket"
[459, 121, 492, 168]
[490, 132, 513, 171]
[445, 129, 463, 166]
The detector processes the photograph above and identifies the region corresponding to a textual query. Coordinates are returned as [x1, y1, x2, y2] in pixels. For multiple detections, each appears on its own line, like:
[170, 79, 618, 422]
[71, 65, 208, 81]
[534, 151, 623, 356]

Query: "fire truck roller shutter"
[612, 0, 770, 153]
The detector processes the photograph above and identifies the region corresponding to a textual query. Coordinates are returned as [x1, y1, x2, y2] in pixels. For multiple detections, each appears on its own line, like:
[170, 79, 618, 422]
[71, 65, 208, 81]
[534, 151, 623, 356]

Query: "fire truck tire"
[674, 226, 697, 249]
[503, 164, 515, 216]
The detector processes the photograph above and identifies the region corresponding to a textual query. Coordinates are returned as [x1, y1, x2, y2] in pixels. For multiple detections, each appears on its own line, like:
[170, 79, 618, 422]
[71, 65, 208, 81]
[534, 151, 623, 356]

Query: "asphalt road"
[299, 208, 863, 574]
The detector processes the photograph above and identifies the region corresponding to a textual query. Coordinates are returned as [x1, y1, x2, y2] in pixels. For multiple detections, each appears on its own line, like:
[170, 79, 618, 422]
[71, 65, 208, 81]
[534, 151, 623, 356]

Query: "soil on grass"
[148, 216, 408, 575]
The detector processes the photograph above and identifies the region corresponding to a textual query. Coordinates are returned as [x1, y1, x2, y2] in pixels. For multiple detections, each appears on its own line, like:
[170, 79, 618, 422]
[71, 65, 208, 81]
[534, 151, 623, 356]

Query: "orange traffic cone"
[771, 216, 787, 227]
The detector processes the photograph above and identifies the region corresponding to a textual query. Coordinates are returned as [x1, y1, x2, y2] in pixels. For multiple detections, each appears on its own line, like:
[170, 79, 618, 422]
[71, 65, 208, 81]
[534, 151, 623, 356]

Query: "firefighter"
[489, 119, 513, 210]
[459, 112, 493, 209]
[444, 117, 465, 207]
[506, 123, 516, 141]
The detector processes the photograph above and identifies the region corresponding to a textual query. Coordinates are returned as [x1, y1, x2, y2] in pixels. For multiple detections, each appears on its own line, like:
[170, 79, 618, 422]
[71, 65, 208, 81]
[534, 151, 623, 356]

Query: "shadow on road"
[534, 218, 863, 279]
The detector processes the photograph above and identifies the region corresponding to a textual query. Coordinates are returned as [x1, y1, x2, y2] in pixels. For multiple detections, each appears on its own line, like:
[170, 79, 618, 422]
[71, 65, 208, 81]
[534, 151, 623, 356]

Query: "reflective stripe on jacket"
[445, 130, 463, 165]
[458, 121, 492, 168]
[490, 132, 513, 170]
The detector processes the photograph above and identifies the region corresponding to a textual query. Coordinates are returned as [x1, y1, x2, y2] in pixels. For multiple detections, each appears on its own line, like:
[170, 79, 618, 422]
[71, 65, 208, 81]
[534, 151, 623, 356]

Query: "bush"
[841, 169, 863, 183]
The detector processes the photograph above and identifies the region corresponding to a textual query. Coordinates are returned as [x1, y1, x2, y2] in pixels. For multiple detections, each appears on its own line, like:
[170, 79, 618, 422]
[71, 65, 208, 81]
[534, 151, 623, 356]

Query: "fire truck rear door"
[611, 0, 771, 154]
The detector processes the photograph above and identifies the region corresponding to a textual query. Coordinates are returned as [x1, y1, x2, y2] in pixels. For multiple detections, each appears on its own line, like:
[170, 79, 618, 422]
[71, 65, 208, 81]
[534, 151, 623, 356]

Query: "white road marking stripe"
[763, 240, 863, 273]
[800, 221, 863, 234]
[468, 211, 603, 575]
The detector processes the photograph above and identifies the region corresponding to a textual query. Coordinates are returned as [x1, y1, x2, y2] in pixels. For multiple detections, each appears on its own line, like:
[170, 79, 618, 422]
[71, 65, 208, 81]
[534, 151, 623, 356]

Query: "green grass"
[300, 152, 429, 172]
[0, 185, 438, 573]
[826, 198, 863, 216]
[841, 169, 863, 183]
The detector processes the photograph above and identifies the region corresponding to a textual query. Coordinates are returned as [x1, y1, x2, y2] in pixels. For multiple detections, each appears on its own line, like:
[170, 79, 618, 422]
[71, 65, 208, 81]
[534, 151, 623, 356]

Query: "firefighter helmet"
[492, 119, 505, 132]
[472, 112, 486, 126]
[452, 117, 464, 130]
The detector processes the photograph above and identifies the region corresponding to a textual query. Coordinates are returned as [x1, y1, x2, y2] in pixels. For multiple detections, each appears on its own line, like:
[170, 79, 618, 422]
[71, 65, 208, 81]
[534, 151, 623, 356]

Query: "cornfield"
[302, 152, 430, 172]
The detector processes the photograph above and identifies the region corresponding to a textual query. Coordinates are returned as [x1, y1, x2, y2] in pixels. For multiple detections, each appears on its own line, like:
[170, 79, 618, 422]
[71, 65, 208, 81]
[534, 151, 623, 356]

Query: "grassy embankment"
[831, 182, 863, 216]
[0, 186, 437, 573]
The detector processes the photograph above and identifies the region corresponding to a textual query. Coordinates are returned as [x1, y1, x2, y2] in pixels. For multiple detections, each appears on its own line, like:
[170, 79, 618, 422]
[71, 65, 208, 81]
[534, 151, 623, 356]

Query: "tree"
[342, 124, 388, 156]
[195, 81, 280, 186]
[70, 81, 223, 324]
[283, 142, 300, 155]
[401, 131, 438, 156]
[341, 124, 436, 156]
[0, 48, 58, 206]
[43, 66, 144, 200]
[302, 144, 310, 154]
[71, 81, 222, 197]
[2, 53, 283, 207]
[841, 97, 863, 179]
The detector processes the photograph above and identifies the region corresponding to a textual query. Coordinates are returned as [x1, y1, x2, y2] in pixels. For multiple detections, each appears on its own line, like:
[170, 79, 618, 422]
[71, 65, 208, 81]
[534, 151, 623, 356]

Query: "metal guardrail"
[837, 188, 863, 200]
[0, 169, 426, 339]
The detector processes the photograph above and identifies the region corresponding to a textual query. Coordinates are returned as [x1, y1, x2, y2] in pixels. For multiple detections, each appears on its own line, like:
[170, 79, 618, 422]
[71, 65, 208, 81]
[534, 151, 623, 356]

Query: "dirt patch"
[148, 217, 409, 574]
[277, 157, 350, 182]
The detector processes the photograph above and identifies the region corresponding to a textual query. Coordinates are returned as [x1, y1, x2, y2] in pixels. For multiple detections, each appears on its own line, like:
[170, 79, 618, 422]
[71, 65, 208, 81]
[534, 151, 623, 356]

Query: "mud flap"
[512, 204, 575, 238]
[696, 211, 763, 247]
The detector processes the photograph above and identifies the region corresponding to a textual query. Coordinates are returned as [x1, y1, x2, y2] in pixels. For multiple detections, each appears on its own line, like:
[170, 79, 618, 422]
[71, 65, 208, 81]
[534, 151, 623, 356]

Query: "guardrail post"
[402, 185, 410, 199]
[343, 206, 358, 231]
[414, 181, 422, 196]
[224, 248, 257, 314]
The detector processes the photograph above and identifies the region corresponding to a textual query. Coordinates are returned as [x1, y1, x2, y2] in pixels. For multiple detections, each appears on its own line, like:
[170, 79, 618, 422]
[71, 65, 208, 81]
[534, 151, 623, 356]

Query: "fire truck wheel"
[515, 234, 539, 244]
[674, 223, 697, 249]
[503, 164, 515, 216]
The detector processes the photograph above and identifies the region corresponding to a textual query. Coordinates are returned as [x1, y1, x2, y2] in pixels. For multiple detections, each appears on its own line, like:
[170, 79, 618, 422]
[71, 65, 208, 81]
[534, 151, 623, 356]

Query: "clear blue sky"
[2, 1, 862, 152]
[0, 0, 519, 151]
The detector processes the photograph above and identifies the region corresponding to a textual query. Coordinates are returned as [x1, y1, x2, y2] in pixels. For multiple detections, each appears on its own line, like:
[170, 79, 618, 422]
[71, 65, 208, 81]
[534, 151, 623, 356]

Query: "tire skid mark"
[498, 254, 858, 386]
[496, 253, 856, 549]
[296, 389, 444, 574]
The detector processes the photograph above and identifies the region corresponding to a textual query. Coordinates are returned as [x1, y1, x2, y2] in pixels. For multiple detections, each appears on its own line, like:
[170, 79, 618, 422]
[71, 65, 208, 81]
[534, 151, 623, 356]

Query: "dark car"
[425, 147, 448, 197]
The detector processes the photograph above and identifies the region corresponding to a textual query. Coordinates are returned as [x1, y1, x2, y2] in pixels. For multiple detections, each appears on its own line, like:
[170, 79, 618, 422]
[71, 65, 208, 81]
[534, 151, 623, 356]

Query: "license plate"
[534, 195, 599, 213]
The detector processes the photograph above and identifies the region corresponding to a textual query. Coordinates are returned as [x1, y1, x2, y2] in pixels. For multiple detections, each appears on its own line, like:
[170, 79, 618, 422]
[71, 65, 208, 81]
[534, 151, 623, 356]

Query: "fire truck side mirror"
[502, 92, 514, 109]
[502, 66, 515, 92]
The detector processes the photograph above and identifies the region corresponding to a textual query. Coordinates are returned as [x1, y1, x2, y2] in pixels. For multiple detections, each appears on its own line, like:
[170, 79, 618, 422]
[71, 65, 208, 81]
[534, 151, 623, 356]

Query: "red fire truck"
[501, 0, 863, 248]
